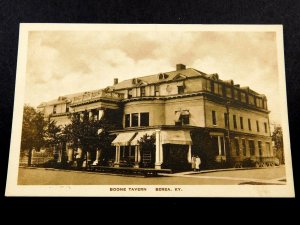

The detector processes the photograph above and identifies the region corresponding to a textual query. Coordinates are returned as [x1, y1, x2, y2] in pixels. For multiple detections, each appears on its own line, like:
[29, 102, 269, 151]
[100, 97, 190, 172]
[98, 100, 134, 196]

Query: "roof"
[111, 68, 207, 90]
[38, 65, 266, 107]
[40, 89, 103, 106]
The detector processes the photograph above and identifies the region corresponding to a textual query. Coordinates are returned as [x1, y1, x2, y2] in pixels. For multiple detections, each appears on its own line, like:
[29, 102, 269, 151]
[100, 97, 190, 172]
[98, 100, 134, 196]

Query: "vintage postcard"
[5, 24, 294, 197]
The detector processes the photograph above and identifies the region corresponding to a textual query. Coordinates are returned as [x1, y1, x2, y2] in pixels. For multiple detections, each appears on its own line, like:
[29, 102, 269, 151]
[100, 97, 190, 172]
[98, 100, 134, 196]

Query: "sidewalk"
[158, 166, 286, 185]
[172, 165, 283, 176]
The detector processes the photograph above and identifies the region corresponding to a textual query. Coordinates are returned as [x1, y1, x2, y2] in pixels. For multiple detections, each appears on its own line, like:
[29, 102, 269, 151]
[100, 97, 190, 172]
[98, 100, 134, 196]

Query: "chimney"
[114, 78, 118, 85]
[176, 64, 186, 71]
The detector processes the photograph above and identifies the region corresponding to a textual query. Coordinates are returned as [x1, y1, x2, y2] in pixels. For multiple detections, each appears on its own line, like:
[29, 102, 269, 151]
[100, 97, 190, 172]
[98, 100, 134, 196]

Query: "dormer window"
[155, 85, 160, 96]
[128, 89, 132, 99]
[140, 86, 146, 97]
[158, 73, 169, 80]
[132, 78, 142, 85]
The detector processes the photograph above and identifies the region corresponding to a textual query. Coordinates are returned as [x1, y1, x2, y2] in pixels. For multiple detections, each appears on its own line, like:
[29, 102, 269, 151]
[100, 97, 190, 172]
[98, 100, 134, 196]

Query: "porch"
[111, 129, 193, 170]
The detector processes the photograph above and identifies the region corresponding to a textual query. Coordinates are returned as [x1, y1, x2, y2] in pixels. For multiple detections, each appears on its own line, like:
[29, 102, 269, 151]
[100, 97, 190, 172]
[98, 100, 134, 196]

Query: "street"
[17, 166, 286, 185]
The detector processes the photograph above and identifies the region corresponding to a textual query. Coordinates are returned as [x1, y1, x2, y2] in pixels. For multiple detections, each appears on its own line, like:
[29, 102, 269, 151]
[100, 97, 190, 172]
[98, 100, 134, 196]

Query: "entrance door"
[211, 136, 219, 156]
[163, 144, 189, 171]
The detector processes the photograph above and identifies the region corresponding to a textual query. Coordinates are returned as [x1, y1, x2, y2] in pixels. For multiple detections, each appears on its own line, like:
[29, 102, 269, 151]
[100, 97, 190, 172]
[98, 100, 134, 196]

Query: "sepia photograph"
[5, 24, 294, 197]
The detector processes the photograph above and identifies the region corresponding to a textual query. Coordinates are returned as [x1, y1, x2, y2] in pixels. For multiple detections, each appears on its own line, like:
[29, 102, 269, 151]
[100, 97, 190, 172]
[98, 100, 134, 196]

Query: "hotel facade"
[37, 64, 275, 170]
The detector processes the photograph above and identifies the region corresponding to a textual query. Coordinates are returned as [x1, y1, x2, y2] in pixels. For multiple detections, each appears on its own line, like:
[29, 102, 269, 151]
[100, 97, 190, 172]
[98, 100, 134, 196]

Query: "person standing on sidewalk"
[195, 155, 201, 172]
[191, 155, 196, 171]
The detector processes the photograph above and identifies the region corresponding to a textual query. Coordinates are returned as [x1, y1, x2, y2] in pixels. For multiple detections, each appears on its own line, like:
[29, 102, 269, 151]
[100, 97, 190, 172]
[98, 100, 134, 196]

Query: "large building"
[37, 64, 275, 170]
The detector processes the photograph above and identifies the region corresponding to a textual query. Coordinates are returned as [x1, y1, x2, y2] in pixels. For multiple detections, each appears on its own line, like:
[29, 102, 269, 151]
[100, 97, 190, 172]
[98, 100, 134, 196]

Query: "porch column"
[218, 136, 222, 156]
[87, 151, 92, 163]
[155, 129, 162, 169]
[58, 144, 62, 163]
[77, 147, 83, 158]
[223, 137, 226, 156]
[93, 148, 102, 165]
[187, 144, 192, 163]
[89, 111, 93, 119]
[114, 145, 120, 167]
[134, 146, 139, 168]
[137, 145, 141, 163]
[67, 143, 73, 162]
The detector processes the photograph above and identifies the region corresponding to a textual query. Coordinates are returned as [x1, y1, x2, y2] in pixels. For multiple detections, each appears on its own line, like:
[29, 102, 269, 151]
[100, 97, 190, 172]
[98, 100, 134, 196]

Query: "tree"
[45, 120, 65, 162]
[138, 134, 156, 168]
[63, 110, 117, 168]
[272, 125, 284, 164]
[21, 105, 47, 166]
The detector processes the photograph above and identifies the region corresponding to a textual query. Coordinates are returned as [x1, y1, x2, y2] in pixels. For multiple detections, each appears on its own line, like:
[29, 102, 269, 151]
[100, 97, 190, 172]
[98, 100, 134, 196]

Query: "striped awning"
[111, 132, 136, 146]
[161, 130, 192, 145]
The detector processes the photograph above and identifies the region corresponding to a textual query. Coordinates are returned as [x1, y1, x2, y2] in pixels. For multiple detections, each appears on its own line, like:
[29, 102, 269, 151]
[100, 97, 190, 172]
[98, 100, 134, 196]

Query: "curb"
[18, 166, 155, 178]
[180, 165, 283, 175]
[19, 165, 283, 176]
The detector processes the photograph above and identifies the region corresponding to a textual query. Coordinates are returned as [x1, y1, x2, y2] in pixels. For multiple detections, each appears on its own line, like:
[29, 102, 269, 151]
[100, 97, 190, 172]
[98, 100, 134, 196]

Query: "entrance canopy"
[112, 132, 136, 146]
[161, 130, 192, 145]
[131, 131, 155, 145]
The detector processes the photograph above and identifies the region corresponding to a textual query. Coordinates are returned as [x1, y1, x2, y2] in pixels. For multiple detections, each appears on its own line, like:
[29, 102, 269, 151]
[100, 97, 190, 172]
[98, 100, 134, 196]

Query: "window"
[262, 99, 267, 109]
[248, 95, 255, 105]
[128, 89, 132, 99]
[241, 92, 246, 103]
[249, 140, 255, 156]
[91, 109, 98, 121]
[214, 83, 223, 95]
[140, 112, 149, 126]
[93, 114, 98, 121]
[53, 105, 57, 114]
[178, 85, 184, 94]
[258, 141, 262, 156]
[240, 117, 244, 129]
[175, 111, 190, 126]
[219, 84, 223, 96]
[155, 85, 159, 96]
[205, 79, 212, 92]
[210, 81, 214, 93]
[242, 139, 246, 156]
[264, 122, 268, 133]
[214, 83, 219, 94]
[224, 113, 228, 128]
[66, 104, 69, 113]
[248, 119, 252, 131]
[181, 115, 190, 125]
[212, 111, 217, 126]
[128, 146, 135, 162]
[256, 120, 260, 132]
[158, 73, 168, 80]
[125, 114, 130, 128]
[233, 115, 237, 129]
[226, 87, 232, 98]
[131, 113, 139, 127]
[234, 89, 239, 100]
[256, 97, 263, 108]
[265, 142, 271, 156]
[234, 139, 240, 156]
[140, 87, 146, 97]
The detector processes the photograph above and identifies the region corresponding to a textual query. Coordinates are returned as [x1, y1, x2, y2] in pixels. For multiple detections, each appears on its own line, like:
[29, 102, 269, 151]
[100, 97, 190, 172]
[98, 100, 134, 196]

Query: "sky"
[25, 30, 281, 123]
